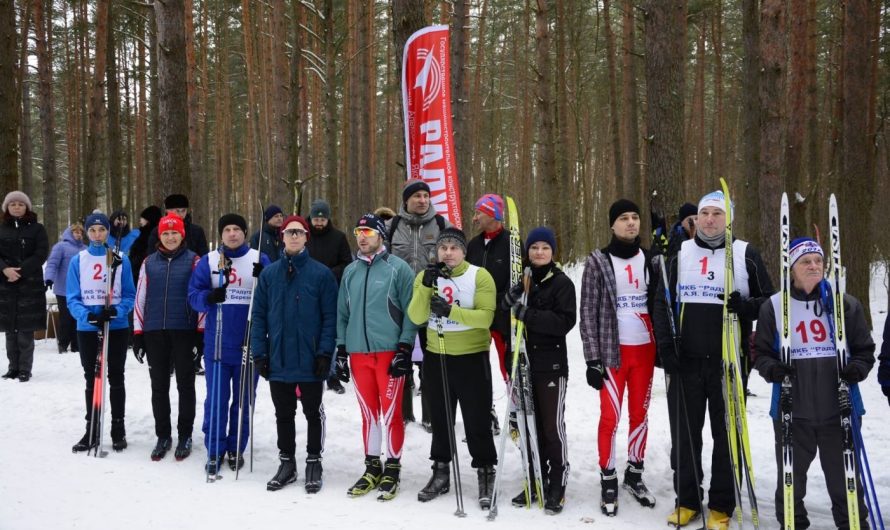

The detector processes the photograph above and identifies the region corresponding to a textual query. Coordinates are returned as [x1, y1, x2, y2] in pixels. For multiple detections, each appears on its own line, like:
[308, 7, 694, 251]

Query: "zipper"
[163, 257, 171, 327]
[362, 263, 371, 351]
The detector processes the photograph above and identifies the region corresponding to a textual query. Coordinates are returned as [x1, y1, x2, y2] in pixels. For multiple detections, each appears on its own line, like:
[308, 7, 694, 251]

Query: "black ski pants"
[666, 356, 735, 514]
[532, 373, 569, 488]
[423, 350, 497, 468]
[269, 381, 325, 457]
[56, 295, 78, 352]
[772, 417, 869, 530]
[5, 330, 35, 373]
[78, 329, 129, 423]
[144, 329, 196, 439]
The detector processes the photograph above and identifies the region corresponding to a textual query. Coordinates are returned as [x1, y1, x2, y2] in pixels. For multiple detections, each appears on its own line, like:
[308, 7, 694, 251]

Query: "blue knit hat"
[355, 213, 387, 237]
[790, 237, 823, 267]
[263, 204, 283, 222]
[526, 226, 557, 255]
[84, 213, 110, 231]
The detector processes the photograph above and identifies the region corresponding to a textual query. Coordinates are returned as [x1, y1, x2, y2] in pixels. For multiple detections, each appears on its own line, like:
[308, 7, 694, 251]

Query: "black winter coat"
[250, 224, 283, 262]
[307, 222, 352, 284]
[0, 212, 49, 332]
[466, 229, 517, 339]
[146, 214, 209, 258]
[522, 264, 577, 377]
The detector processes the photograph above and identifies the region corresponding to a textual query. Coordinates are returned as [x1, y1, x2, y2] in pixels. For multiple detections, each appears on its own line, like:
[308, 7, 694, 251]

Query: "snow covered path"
[2, 264, 888, 529]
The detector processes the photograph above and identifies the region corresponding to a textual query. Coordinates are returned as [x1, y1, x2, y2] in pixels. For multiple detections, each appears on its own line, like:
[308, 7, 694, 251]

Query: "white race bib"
[610, 252, 651, 345]
[78, 250, 122, 306]
[207, 249, 259, 305]
[771, 295, 836, 360]
[678, 239, 749, 305]
[429, 265, 479, 332]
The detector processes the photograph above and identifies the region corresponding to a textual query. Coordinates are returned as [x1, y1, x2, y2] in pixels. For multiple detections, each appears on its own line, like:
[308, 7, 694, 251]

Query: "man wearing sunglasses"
[250, 215, 338, 494]
[334, 213, 417, 501]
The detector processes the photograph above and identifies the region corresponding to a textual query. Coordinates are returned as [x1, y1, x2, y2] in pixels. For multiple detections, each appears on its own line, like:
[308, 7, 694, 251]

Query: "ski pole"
[207, 251, 229, 482]
[852, 414, 884, 530]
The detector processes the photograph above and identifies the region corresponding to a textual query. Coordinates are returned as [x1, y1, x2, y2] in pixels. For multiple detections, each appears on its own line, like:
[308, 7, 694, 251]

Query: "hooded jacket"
[386, 205, 451, 274]
[250, 249, 338, 382]
[45, 226, 86, 297]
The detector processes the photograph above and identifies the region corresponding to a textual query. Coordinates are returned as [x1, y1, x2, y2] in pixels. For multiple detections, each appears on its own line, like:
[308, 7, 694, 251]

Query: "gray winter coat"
[385, 205, 452, 274]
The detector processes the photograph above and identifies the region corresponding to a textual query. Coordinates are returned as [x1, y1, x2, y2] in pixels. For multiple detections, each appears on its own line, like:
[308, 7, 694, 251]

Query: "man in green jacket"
[335, 213, 417, 501]
[407, 227, 498, 511]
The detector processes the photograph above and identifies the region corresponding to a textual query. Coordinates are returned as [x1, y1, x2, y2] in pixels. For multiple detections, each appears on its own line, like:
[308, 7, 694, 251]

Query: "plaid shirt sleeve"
[580, 251, 620, 365]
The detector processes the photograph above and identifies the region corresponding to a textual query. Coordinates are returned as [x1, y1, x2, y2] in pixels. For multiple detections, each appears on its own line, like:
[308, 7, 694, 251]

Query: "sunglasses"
[353, 227, 379, 238]
[283, 228, 307, 238]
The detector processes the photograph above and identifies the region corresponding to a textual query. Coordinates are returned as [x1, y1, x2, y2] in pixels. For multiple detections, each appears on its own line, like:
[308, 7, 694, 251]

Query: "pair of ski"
[488, 197, 546, 520]
[779, 193, 884, 530]
[85, 245, 123, 458]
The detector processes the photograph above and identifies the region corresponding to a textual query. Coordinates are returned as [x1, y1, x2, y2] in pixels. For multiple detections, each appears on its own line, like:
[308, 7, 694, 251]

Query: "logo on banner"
[413, 47, 442, 111]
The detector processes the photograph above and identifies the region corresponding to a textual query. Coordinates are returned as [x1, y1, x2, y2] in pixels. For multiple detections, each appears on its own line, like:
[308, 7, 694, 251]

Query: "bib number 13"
[699, 257, 715, 281]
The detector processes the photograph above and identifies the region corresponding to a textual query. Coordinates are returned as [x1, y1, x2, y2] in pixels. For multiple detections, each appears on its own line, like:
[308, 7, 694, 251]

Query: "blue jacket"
[45, 227, 85, 297]
[250, 249, 338, 383]
[108, 228, 140, 256]
[188, 243, 271, 363]
[66, 243, 136, 332]
[135, 245, 199, 333]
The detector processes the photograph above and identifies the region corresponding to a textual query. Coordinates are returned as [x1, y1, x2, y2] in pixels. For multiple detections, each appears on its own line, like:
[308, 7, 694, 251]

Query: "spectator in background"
[250, 204, 285, 263]
[44, 222, 86, 354]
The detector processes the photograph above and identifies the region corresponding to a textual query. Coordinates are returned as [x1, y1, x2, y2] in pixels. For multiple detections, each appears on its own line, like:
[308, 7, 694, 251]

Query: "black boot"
[600, 468, 618, 516]
[227, 451, 245, 471]
[417, 461, 450, 502]
[622, 461, 656, 507]
[205, 454, 224, 476]
[326, 376, 345, 394]
[17, 371, 31, 382]
[347, 455, 383, 497]
[267, 454, 297, 491]
[151, 437, 173, 461]
[111, 419, 127, 452]
[174, 437, 192, 461]
[477, 465, 496, 509]
[72, 424, 98, 453]
[2, 369, 19, 379]
[511, 488, 538, 508]
[377, 458, 401, 501]
[304, 454, 323, 493]
[544, 483, 566, 515]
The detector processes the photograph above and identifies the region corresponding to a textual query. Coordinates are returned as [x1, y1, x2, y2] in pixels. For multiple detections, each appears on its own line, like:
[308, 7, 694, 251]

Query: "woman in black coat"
[0, 191, 49, 382]
[502, 226, 577, 514]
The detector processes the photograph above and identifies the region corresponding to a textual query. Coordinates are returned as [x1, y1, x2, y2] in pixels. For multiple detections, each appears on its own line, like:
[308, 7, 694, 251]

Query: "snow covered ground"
[2, 264, 888, 530]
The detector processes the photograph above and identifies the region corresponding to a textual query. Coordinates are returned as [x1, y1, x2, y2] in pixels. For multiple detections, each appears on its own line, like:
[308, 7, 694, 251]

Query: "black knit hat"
[609, 199, 640, 226]
[355, 213, 387, 236]
[218, 213, 247, 236]
[164, 194, 190, 209]
[436, 227, 467, 253]
[140, 205, 163, 226]
[402, 179, 431, 205]
[678, 202, 697, 221]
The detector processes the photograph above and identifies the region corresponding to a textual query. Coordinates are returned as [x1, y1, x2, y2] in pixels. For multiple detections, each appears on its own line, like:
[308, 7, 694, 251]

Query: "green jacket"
[408, 260, 496, 355]
[337, 249, 417, 353]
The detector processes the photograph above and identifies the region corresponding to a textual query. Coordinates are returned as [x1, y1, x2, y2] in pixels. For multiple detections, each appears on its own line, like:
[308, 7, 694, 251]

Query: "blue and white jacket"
[66, 242, 136, 332]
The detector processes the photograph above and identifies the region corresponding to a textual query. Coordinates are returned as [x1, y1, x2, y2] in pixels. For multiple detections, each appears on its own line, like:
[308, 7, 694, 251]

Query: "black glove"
[335, 346, 350, 383]
[718, 291, 746, 315]
[840, 361, 868, 384]
[313, 354, 332, 379]
[586, 360, 607, 390]
[88, 307, 117, 326]
[513, 302, 527, 323]
[501, 283, 524, 311]
[45, 280, 53, 291]
[133, 334, 146, 364]
[659, 347, 680, 375]
[252, 262, 264, 278]
[421, 263, 441, 288]
[206, 287, 227, 305]
[193, 331, 204, 361]
[430, 295, 452, 318]
[254, 356, 269, 379]
[764, 361, 794, 383]
[389, 343, 413, 377]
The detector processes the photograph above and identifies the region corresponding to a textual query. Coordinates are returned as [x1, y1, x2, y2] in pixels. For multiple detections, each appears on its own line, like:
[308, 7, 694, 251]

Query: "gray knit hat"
[2, 191, 32, 212]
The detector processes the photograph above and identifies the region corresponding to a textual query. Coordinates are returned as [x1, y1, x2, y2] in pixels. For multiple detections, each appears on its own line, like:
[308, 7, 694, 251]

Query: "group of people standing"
[2, 182, 888, 529]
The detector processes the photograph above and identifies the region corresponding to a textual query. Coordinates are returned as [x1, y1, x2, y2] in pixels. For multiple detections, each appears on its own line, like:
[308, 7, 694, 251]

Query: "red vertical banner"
[402, 25, 463, 228]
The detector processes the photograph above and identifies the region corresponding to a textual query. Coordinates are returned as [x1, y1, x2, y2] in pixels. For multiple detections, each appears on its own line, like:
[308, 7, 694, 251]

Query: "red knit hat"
[280, 215, 310, 240]
[157, 214, 186, 238]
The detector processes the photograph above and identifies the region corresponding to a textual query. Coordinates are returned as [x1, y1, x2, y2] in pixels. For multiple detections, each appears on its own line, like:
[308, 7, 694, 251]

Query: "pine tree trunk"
[34, 0, 57, 240]
[83, 0, 109, 213]
[0, 0, 19, 192]
[642, 0, 686, 218]
[602, 0, 624, 194]
[787, 0, 809, 235]
[534, 0, 561, 258]
[391, 0, 427, 180]
[106, 2, 122, 211]
[322, 0, 336, 200]
[622, 0, 641, 192]
[18, 1, 32, 198]
[451, 0, 472, 225]
[740, 0, 761, 248]
[270, 0, 291, 207]
[184, 0, 204, 226]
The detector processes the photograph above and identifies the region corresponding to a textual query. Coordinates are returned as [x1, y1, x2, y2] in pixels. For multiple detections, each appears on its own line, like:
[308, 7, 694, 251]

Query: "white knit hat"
[2, 191, 32, 212]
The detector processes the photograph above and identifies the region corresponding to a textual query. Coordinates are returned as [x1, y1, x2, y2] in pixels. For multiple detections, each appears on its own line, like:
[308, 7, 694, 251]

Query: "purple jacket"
[44, 227, 85, 298]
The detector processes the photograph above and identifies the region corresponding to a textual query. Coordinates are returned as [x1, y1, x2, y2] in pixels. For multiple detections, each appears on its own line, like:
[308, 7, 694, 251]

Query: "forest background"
[0, 0, 888, 315]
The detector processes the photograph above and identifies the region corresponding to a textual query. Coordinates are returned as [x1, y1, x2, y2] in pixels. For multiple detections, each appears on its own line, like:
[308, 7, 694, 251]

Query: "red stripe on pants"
[597, 341, 656, 470]
[351, 352, 405, 459]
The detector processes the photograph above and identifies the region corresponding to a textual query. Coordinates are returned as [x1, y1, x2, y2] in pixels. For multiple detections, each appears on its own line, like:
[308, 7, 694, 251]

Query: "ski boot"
[305, 454, 323, 493]
[18, 371, 31, 382]
[174, 437, 192, 460]
[347, 456, 383, 497]
[327, 376, 345, 395]
[377, 458, 401, 501]
[666, 506, 701, 527]
[705, 510, 731, 530]
[205, 454, 224, 476]
[72, 424, 99, 453]
[267, 454, 297, 491]
[151, 437, 172, 461]
[544, 483, 566, 515]
[227, 451, 245, 471]
[477, 465, 496, 509]
[622, 461, 656, 507]
[511, 488, 538, 508]
[417, 461, 450, 502]
[600, 468, 618, 516]
[111, 419, 127, 452]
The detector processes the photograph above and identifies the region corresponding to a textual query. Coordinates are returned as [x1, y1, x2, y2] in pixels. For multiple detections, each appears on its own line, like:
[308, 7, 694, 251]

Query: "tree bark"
[602, 0, 624, 194]
[106, 1, 122, 210]
[451, 0, 472, 225]
[0, 0, 19, 192]
[154, 0, 191, 200]
[622, 0, 641, 193]
[83, 0, 109, 214]
[740, 0, 761, 249]
[270, 0, 291, 207]
[786, 0, 809, 235]
[391, 0, 427, 180]
[17, 1, 32, 198]
[34, 0, 57, 240]
[534, 0, 561, 258]
[642, 0, 686, 219]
